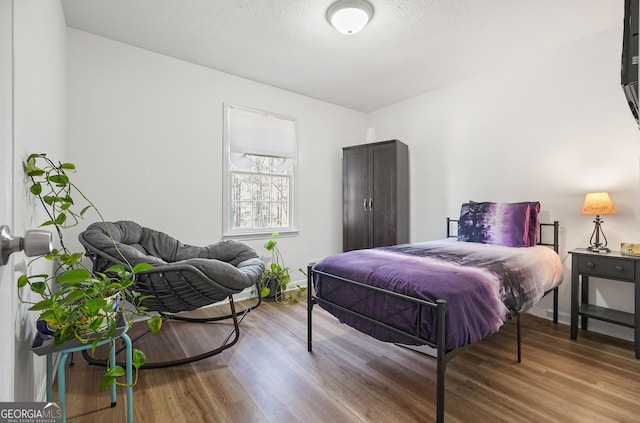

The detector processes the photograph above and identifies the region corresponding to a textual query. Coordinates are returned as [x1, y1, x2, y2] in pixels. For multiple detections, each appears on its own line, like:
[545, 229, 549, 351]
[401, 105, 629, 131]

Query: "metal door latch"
[0, 225, 52, 266]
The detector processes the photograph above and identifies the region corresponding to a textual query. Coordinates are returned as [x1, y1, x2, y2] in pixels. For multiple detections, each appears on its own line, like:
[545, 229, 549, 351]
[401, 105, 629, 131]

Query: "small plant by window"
[259, 232, 306, 304]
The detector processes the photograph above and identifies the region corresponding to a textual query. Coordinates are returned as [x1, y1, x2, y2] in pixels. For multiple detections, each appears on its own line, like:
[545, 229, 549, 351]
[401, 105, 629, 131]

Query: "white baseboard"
[527, 306, 634, 343]
[129, 279, 309, 324]
[395, 343, 438, 357]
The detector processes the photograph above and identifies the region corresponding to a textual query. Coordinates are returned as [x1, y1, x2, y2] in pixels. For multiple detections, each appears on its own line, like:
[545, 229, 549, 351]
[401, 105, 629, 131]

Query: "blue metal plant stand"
[32, 320, 133, 423]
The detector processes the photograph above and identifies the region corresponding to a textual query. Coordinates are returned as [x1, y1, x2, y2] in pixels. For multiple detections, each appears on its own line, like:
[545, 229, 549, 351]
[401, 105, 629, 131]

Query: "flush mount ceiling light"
[326, 0, 374, 35]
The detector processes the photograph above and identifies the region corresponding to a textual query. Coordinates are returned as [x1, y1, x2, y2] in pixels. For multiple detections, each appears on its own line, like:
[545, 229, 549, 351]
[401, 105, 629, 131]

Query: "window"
[223, 105, 297, 236]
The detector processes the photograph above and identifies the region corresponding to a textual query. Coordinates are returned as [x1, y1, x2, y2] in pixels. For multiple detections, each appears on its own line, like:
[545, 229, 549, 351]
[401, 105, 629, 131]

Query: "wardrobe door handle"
[369, 198, 373, 210]
[363, 198, 367, 211]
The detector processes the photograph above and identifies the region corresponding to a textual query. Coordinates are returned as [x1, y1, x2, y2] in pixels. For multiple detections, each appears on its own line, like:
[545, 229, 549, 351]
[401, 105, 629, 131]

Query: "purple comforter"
[313, 239, 563, 351]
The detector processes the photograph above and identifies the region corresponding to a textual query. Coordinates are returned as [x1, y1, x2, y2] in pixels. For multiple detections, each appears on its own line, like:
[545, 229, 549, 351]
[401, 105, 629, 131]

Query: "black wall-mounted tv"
[622, 0, 639, 126]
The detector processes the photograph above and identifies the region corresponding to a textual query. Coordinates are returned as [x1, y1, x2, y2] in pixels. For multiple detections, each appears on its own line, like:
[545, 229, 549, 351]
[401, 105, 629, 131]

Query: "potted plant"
[18, 153, 162, 391]
[259, 232, 306, 303]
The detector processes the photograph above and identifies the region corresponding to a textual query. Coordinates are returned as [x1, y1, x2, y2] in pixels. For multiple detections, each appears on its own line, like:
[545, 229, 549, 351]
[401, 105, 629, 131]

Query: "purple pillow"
[458, 202, 531, 247]
[465, 201, 541, 247]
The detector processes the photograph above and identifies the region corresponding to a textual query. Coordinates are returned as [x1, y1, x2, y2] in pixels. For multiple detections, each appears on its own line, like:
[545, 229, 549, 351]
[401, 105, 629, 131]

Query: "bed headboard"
[446, 218, 559, 253]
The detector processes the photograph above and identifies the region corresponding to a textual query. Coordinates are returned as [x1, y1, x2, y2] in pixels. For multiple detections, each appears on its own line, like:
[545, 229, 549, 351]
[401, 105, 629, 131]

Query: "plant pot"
[31, 313, 127, 356]
[263, 278, 283, 302]
[34, 293, 122, 343]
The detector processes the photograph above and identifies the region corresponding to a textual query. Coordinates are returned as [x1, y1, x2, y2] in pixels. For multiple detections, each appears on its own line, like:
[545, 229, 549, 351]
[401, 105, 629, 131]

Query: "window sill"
[221, 230, 299, 241]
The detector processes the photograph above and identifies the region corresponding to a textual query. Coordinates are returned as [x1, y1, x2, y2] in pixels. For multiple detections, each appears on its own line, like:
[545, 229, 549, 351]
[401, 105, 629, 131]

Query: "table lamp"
[581, 192, 616, 252]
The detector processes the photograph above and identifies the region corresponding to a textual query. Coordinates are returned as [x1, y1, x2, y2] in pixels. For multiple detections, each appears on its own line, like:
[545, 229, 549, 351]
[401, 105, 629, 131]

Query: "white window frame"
[222, 104, 298, 238]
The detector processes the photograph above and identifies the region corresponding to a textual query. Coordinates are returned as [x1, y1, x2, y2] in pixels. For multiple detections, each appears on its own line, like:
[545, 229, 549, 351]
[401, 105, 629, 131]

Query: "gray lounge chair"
[78, 221, 264, 368]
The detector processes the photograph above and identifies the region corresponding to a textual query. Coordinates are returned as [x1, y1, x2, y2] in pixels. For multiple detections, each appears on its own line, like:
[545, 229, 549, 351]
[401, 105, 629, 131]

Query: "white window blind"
[228, 105, 296, 160]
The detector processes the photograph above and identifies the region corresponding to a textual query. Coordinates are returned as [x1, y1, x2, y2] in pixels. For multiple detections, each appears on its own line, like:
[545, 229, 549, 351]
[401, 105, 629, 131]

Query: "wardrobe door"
[343, 146, 368, 251]
[369, 142, 398, 248]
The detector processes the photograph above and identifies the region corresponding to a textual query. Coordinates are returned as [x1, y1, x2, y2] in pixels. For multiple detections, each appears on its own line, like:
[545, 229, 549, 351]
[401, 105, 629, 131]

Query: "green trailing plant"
[260, 233, 289, 301]
[281, 284, 307, 304]
[260, 233, 306, 303]
[18, 153, 162, 390]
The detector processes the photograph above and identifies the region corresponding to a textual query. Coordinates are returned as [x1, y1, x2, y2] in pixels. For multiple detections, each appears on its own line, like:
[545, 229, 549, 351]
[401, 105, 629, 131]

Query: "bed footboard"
[307, 265, 448, 423]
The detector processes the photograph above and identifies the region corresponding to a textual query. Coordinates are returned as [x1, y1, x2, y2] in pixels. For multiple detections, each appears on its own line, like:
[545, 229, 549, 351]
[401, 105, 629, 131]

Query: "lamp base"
[587, 215, 610, 253]
[587, 245, 611, 253]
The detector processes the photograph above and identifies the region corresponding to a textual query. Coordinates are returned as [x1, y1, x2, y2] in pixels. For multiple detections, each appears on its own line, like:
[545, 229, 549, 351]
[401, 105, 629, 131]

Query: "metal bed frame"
[307, 220, 560, 423]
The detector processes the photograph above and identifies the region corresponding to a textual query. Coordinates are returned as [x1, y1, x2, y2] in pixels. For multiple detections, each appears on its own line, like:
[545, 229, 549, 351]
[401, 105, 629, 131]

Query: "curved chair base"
[82, 294, 261, 369]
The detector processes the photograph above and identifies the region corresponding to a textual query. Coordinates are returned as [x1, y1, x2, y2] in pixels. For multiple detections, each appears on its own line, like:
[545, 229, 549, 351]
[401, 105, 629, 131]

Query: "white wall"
[9, 0, 67, 401]
[65, 29, 367, 287]
[368, 26, 640, 340]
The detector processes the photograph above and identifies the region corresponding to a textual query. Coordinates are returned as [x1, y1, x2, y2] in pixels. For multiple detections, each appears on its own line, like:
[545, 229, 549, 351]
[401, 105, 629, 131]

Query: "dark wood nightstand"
[570, 248, 640, 358]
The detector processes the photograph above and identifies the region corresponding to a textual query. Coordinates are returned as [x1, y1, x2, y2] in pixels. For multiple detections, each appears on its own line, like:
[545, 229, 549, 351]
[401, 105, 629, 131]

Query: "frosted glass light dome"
[327, 0, 374, 35]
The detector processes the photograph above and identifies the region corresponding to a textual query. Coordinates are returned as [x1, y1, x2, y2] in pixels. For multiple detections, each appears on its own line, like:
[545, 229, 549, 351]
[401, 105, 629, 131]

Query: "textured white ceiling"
[61, 0, 622, 112]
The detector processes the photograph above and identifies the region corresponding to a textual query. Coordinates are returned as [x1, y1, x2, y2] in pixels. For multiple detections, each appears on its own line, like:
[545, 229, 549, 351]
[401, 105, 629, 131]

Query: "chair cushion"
[79, 221, 264, 292]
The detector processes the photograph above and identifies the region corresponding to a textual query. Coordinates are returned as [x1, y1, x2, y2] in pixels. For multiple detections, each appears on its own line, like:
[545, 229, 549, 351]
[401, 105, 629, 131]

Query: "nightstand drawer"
[577, 256, 635, 280]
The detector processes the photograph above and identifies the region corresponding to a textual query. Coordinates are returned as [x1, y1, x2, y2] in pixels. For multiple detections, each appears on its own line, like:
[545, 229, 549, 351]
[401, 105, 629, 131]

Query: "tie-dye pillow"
[458, 201, 535, 247]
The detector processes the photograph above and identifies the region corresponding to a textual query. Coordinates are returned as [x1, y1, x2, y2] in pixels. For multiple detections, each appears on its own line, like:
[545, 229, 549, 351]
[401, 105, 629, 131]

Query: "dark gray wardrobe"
[343, 139, 409, 251]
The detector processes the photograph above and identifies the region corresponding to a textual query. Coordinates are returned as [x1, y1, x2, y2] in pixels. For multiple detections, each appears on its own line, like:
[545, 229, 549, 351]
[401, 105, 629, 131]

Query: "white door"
[0, 0, 15, 402]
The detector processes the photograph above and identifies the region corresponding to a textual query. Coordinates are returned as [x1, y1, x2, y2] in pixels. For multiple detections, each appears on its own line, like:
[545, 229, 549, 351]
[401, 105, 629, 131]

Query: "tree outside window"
[230, 155, 290, 231]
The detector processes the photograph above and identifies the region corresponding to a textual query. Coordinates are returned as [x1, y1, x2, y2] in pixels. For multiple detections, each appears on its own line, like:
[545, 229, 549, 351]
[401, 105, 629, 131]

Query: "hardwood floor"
[58, 299, 640, 422]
